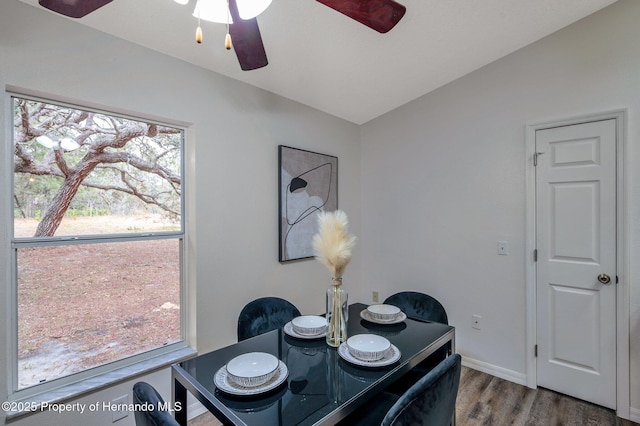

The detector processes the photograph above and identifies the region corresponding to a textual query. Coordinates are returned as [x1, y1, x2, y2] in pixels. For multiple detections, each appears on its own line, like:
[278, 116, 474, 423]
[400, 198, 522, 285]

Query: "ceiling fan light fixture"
[174, 0, 189, 5]
[236, 0, 272, 20]
[193, 0, 232, 23]
[193, 0, 271, 23]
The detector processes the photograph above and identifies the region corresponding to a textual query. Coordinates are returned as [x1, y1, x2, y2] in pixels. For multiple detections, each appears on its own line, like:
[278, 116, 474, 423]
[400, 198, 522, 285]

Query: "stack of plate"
[214, 352, 289, 395]
[291, 315, 327, 336]
[367, 304, 401, 321]
[225, 352, 279, 387]
[284, 315, 327, 339]
[360, 304, 407, 324]
[338, 334, 401, 367]
[346, 334, 391, 361]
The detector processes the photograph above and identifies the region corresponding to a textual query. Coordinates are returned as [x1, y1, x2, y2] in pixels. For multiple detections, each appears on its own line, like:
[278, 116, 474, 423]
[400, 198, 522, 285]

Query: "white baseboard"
[461, 355, 529, 387]
[629, 407, 640, 422]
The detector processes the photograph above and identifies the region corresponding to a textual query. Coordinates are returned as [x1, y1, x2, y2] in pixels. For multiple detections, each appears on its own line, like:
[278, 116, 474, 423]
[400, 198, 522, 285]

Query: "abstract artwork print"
[279, 146, 338, 261]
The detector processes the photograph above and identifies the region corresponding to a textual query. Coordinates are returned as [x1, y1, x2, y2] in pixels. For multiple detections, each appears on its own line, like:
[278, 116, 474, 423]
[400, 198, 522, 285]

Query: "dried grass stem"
[312, 210, 356, 279]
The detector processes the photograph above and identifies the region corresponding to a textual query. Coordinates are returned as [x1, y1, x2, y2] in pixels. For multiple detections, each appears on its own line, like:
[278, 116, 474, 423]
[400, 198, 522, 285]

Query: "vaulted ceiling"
[18, 0, 617, 124]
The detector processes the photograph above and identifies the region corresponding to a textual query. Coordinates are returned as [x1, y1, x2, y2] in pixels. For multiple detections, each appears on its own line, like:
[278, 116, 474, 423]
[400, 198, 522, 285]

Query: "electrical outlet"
[372, 291, 379, 303]
[497, 240, 509, 255]
[111, 395, 129, 423]
[472, 314, 482, 330]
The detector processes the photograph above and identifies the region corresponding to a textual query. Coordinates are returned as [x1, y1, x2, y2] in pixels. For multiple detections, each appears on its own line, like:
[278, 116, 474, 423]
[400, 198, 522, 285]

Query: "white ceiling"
[19, 0, 617, 124]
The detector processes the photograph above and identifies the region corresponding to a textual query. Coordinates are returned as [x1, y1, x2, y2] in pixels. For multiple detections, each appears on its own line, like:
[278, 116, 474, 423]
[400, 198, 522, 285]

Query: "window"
[11, 95, 185, 392]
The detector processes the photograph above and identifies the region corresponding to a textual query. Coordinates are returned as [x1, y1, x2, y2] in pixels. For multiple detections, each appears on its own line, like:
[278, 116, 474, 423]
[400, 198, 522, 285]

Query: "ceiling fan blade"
[228, 18, 269, 71]
[228, 0, 268, 71]
[316, 0, 406, 33]
[38, 0, 113, 18]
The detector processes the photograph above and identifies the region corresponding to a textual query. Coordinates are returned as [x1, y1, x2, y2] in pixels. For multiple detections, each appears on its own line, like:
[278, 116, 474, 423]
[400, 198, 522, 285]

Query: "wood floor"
[188, 366, 638, 426]
[457, 367, 637, 426]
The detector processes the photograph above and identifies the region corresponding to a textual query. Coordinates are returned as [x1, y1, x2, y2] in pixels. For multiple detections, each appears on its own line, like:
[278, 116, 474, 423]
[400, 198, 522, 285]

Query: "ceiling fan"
[192, 0, 407, 71]
[38, 0, 113, 18]
[37, 0, 406, 71]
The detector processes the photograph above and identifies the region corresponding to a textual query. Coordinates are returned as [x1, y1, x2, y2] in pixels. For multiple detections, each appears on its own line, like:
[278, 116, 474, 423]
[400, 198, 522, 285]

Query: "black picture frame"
[278, 145, 338, 262]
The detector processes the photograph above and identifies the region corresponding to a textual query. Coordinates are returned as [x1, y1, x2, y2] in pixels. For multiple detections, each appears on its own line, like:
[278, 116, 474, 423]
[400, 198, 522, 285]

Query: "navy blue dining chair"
[383, 291, 450, 395]
[237, 296, 301, 341]
[342, 353, 461, 426]
[132, 382, 179, 426]
[384, 291, 448, 324]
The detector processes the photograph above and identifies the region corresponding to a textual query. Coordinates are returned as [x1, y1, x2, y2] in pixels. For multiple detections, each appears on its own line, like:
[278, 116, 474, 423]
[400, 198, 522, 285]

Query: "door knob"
[597, 273, 612, 285]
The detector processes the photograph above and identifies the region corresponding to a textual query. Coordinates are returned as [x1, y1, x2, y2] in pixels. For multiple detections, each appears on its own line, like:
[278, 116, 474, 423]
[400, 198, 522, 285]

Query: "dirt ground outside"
[14, 216, 181, 389]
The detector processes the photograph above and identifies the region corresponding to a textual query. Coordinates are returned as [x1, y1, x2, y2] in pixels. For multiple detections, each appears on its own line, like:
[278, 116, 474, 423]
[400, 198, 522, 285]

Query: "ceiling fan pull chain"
[225, 30, 232, 50]
[195, 13, 203, 44]
[225, 0, 232, 50]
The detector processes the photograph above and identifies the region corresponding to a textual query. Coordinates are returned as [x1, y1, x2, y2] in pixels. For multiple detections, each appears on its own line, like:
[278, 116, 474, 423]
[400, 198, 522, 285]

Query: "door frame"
[524, 110, 630, 418]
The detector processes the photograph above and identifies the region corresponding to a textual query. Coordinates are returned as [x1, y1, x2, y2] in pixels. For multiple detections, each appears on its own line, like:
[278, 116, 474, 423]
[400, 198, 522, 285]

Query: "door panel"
[550, 181, 599, 261]
[548, 284, 600, 371]
[536, 119, 616, 409]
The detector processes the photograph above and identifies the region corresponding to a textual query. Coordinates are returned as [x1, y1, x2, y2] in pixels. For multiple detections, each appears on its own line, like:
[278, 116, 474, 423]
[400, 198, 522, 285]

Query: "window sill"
[4, 346, 197, 420]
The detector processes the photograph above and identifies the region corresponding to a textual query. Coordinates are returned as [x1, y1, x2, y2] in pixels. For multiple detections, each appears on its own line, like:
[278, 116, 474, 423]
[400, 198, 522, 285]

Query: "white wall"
[0, 1, 361, 424]
[2, 0, 638, 424]
[361, 0, 639, 418]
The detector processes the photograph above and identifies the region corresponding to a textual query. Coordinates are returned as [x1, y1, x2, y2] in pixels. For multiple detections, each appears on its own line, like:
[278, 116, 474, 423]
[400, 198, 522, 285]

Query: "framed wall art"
[279, 145, 338, 262]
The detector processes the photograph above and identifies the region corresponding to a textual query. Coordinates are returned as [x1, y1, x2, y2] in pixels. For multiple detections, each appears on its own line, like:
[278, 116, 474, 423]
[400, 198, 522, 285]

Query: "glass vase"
[326, 277, 348, 347]
[326, 347, 345, 403]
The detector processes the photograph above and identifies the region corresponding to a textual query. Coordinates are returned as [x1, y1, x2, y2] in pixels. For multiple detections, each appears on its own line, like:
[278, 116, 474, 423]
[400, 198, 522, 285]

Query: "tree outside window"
[12, 96, 184, 390]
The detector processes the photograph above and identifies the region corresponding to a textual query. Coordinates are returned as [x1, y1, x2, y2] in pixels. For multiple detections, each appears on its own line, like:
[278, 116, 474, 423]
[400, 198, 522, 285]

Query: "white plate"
[215, 361, 289, 396]
[291, 315, 327, 336]
[367, 304, 402, 321]
[338, 343, 401, 367]
[346, 334, 391, 361]
[360, 309, 407, 325]
[226, 352, 279, 387]
[284, 321, 326, 340]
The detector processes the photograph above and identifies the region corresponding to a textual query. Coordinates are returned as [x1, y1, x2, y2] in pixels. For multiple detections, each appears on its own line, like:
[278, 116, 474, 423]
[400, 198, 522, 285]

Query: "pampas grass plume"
[312, 210, 356, 279]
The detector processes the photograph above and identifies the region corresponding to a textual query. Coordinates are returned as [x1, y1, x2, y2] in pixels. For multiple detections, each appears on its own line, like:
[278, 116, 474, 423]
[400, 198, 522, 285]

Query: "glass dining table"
[171, 302, 455, 426]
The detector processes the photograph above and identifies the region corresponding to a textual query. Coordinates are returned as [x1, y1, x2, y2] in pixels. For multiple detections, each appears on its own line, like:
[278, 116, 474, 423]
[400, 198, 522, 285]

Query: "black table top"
[173, 302, 454, 425]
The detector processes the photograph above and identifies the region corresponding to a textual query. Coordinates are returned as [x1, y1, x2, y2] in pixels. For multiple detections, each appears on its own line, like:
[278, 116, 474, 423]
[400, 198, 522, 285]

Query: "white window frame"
[4, 90, 195, 416]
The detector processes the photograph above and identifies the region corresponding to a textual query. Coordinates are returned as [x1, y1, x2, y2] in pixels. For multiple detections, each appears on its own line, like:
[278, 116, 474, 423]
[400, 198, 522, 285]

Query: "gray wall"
[360, 0, 639, 418]
[0, 1, 361, 424]
[1, 0, 638, 424]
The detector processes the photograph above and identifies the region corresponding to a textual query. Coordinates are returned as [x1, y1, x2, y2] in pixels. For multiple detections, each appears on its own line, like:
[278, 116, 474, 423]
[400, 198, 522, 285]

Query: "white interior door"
[535, 119, 617, 409]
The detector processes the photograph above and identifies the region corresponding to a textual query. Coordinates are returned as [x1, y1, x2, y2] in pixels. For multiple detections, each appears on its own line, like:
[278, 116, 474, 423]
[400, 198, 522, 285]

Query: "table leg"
[451, 331, 456, 426]
[173, 376, 187, 426]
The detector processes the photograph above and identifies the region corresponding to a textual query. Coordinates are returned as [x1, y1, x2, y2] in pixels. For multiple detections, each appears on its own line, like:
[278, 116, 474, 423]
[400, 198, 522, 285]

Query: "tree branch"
[13, 99, 183, 236]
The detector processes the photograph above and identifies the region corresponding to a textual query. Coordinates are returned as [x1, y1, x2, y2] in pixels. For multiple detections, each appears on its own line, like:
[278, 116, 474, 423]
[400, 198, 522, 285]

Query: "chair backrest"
[132, 382, 179, 426]
[237, 296, 301, 341]
[383, 353, 461, 426]
[384, 291, 448, 324]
